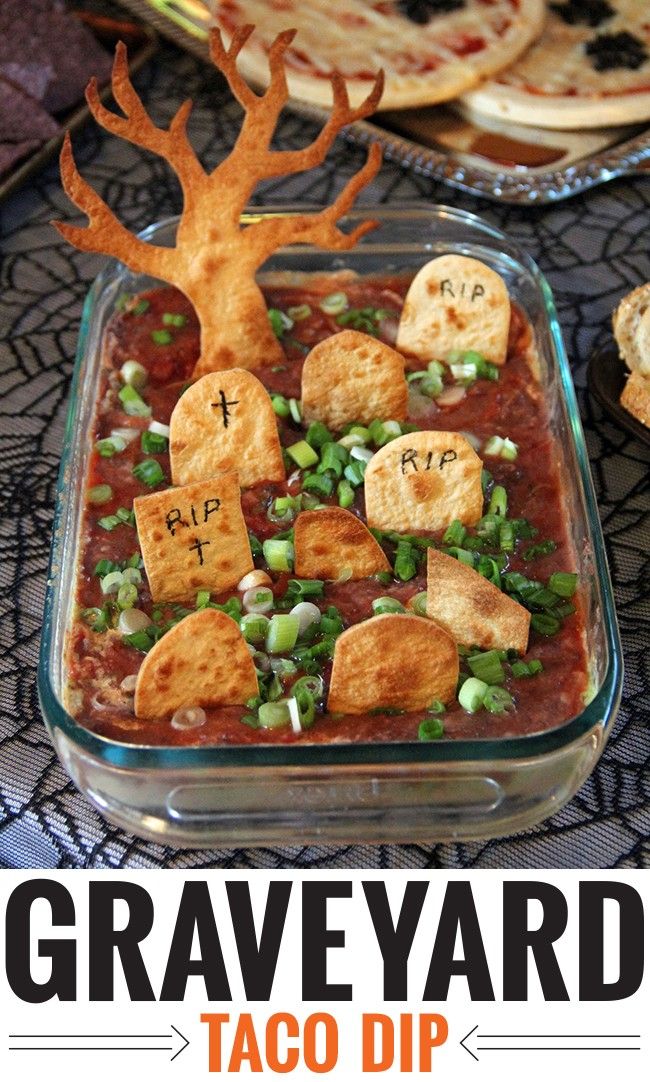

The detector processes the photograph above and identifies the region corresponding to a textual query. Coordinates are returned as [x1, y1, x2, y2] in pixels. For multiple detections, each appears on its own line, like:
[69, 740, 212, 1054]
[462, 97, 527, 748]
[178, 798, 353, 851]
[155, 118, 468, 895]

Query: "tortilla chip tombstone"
[327, 613, 458, 714]
[294, 507, 390, 580]
[169, 369, 285, 488]
[364, 431, 483, 534]
[134, 472, 253, 603]
[396, 254, 511, 365]
[134, 608, 258, 718]
[427, 548, 530, 654]
[301, 329, 408, 430]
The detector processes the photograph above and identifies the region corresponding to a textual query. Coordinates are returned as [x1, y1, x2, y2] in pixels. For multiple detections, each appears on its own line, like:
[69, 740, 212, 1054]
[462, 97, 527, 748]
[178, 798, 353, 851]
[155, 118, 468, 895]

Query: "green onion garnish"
[372, 596, 405, 616]
[418, 717, 444, 741]
[268, 308, 293, 338]
[511, 659, 544, 678]
[118, 384, 151, 417]
[337, 479, 355, 509]
[410, 591, 428, 617]
[458, 677, 489, 713]
[343, 460, 367, 487]
[443, 519, 466, 547]
[131, 298, 149, 316]
[287, 440, 319, 469]
[483, 686, 514, 714]
[467, 649, 505, 685]
[120, 360, 148, 389]
[258, 700, 291, 729]
[263, 538, 294, 572]
[319, 291, 348, 316]
[162, 312, 187, 327]
[117, 582, 138, 610]
[287, 304, 312, 322]
[132, 459, 165, 487]
[240, 613, 270, 644]
[305, 421, 332, 449]
[196, 590, 211, 609]
[266, 613, 300, 654]
[302, 472, 334, 497]
[151, 329, 173, 346]
[488, 485, 508, 517]
[82, 607, 109, 632]
[548, 571, 578, 597]
[95, 436, 127, 457]
[523, 539, 557, 561]
[271, 394, 290, 418]
[531, 612, 561, 636]
[88, 483, 113, 505]
[141, 429, 168, 454]
[394, 540, 418, 581]
[288, 398, 302, 424]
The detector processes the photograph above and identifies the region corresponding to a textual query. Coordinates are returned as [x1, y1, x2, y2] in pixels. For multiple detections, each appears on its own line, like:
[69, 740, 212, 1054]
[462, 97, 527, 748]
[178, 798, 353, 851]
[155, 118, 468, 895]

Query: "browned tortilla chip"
[134, 472, 253, 603]
[134, 608, 258, 718]
[294, 507, 390, 580]
[364, 431, 483, 534]
[396, 254, 511, 365]
[301, 329, 407, 429]
[327, 613, 458, 714]
[169, 369, 285, 488]
[427, 548, 530, 654]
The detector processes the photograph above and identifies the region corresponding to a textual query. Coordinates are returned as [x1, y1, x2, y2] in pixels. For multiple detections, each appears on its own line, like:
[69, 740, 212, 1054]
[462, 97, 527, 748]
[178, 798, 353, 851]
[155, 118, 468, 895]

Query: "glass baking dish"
[38, 205, 622, 847]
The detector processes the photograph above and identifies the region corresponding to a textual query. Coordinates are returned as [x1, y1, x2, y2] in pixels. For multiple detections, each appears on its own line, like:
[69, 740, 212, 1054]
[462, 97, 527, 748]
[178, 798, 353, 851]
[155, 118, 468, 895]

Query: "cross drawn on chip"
[52, 26, 384, 376]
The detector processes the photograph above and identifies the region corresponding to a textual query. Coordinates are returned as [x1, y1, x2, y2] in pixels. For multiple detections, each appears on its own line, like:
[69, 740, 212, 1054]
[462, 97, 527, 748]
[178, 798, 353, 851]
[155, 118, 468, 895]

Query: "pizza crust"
[208, 0, 546, 110]
[462, 1, 650, 129]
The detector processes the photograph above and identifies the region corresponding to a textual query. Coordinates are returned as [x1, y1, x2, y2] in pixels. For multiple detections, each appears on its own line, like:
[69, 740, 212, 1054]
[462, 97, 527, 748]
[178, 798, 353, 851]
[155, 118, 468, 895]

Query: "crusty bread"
[612, 284, 650, 377]
[620, 370, 650, 429]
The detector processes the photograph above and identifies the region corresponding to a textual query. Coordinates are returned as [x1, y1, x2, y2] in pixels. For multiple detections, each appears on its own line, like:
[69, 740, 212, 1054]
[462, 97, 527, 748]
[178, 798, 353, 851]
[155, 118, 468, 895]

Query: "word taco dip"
[40, 26, 621, 845]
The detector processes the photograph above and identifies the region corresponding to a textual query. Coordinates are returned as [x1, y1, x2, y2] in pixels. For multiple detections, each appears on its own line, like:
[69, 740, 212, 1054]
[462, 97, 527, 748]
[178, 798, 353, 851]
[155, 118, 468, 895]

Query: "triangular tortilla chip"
[294, 507, 390, 580]
[134, 608, 258, 718]
[169, 369, 285, 488]
[134, 472, 253, 603]
[301, 329, 407, 430]
[327, 613, 458, 714]
[364, 431, 483, 534]
[396, 255, 511, 365]
[427, 548, 530, 654]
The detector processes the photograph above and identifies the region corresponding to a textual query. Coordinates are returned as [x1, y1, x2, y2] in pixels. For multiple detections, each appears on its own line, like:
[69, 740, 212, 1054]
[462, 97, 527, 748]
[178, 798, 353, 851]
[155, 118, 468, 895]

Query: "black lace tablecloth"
[1, 38, 649, 870]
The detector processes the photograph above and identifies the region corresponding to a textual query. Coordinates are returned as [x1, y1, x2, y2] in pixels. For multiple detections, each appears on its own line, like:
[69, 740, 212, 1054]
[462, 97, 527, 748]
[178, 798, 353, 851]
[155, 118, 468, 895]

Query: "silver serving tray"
[120, 0, 650, 205]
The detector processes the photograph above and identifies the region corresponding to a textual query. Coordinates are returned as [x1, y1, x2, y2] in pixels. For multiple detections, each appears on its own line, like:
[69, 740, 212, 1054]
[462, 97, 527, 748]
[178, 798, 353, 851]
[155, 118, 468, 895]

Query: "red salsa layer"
[65, 274, 588, 746]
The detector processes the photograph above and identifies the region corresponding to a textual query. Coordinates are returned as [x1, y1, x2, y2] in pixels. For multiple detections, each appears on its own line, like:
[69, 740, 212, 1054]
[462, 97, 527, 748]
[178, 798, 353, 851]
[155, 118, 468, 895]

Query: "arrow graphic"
[460, 1025, 642, 1061]
[8, 1024, 189, 1062]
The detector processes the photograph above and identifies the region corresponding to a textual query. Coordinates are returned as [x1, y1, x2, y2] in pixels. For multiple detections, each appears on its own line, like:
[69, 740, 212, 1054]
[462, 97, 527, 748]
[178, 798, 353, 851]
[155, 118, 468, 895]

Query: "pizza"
[461, 1, 650, 128]
[207, 0, 546, 109]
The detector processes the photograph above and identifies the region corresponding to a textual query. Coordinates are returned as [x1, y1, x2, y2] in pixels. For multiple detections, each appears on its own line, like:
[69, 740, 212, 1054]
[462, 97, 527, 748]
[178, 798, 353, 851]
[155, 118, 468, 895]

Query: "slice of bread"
[620, 370, 650, 428]
[612, 284, 650, 377]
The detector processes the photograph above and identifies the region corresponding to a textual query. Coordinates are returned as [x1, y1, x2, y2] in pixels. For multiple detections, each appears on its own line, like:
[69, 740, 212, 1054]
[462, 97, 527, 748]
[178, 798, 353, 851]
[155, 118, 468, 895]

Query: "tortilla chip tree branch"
[52, 27, 384, 375]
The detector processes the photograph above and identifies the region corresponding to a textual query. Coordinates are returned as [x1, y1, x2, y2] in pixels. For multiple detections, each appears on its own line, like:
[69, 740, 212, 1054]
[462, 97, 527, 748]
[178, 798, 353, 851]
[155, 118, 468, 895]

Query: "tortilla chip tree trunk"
[54, 27, 384, 376]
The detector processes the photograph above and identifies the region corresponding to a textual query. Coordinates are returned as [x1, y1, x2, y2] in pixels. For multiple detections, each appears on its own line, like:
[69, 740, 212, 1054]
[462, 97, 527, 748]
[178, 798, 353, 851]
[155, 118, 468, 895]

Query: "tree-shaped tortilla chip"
[294, 507, 390, 580]
[53, 28, 383, 376]
[427, 548, 530, 654]
[169, 369, 285, 488]
[396, 255, 511, 365]
[327, 613, 458, 714]
[134, 473, 253, 603]
[134, 608, 258, 718]
[364, 431, 483, 534]
[301, 329, 407, 430]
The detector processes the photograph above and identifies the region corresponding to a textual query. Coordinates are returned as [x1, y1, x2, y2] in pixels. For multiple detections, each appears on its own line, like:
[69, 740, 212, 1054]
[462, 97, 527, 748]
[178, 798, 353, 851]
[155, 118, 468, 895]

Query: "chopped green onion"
[410, 591, 428, 617]
[81, 607, 109, 632]
[263, 538, 294, 572]
[372, 596, 405, 616]
[268, 308, 293, 338]
[287, 439, 319, 468]
[266, 613, 300, 654]
[501, 438, 518, 461]
[511, 659, 544, 678]
[141, 429, 168, 454]
[338, 433, 365, 450]
[318, 441, 349, 477]
[287, 303, 311, 322]
[427, 699, 445, 714]
[483, 686, 514, 714]
[162, 312, 187, 327]
[499, 521, 515, 553]
[131, 298, 149, 316]
[343, 460, 367, 487]
[523, 539, 557, 561]
[483, 435, 504, 456]
[271, 394, 290, 418]
[151, 329, 173, 346]
[443, 519, 466, 547]
[95, 436, 127, 457]
[305, 421, 332, 449]
[120, 360, 148, 391]
[286, 578, 325, 599]
[118, 383, 151, 417]
[337, 479, 355, 509]
[100, 570, 123, 595]
[240, 613, 270, 644]
[418, 717, 444, 741]
[88, 484, 113, 505]
[124, 629, 155, 652]
[132, 458, 165, 487]
[488, 485, 508, 517]
[248, 531, 263, 558]
[117, 582, 138, 610]
[394, 540, 418, 581]
[531, 613, 561, 636]
[121, 567, 142, 585]
[196, 590, 211, 609]
[549, 571, 578, 598]
[288, 398, 302, 424]
[467, 649, 505, 685]
[258, 700, 291, 729]
[290, 686, 317, 730]
[319, 291, 348, 315]
[447, 547, 475, 567]
[94, 559, 121, 577]
[459, 677, 489, 713]
[302, 472, 334, 497]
